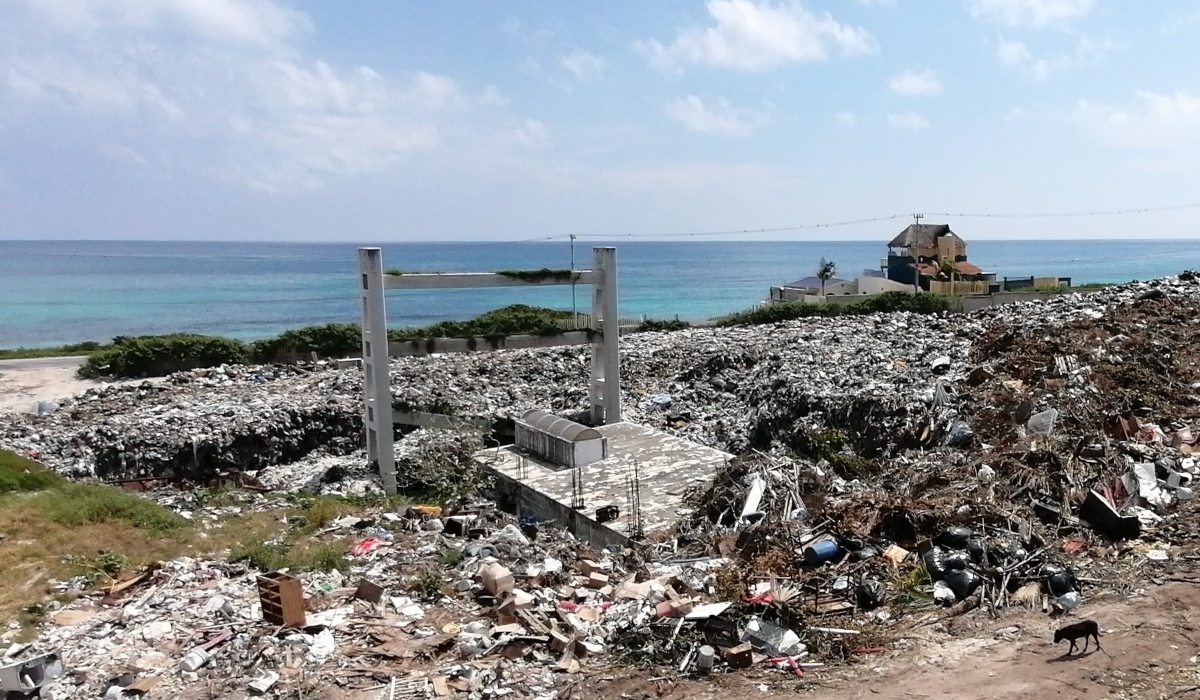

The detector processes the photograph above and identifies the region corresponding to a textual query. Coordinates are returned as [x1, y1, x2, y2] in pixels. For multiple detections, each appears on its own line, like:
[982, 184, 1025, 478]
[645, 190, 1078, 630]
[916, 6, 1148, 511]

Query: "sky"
[1, 0, 1199, 242]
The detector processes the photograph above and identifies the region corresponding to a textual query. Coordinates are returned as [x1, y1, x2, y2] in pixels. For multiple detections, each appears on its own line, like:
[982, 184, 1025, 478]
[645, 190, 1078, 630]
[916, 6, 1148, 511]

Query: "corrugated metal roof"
[518, 409, 602, 442]
[782, 276, 847, 289]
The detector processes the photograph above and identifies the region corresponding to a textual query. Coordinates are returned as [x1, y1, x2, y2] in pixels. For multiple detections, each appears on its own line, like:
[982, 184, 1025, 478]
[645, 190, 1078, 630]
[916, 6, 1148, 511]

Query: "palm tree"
[816, 258, 837, 296]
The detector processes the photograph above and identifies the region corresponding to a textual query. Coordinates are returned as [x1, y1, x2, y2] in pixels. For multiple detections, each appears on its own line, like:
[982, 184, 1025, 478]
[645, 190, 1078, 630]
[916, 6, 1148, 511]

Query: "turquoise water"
[3, 239, 1200, 348]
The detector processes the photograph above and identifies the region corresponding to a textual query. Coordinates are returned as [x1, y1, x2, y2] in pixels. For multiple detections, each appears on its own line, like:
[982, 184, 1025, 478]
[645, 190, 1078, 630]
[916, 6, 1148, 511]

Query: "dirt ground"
[0, 356, 127, 414]
[558, 582, 1200, 700]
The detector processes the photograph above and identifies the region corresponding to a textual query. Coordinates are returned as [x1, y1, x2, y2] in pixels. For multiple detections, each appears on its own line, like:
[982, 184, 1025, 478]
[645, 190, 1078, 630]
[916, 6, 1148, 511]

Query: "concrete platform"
[478, 422, 731, 548]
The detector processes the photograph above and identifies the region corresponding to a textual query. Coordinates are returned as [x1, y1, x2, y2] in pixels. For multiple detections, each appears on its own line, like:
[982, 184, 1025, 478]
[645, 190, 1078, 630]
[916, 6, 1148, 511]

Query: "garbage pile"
[7, 274, 1199, 490]
[655, 274, 1200, 651]
[0, 364, 363, 481]
[3, 499, 887, 699]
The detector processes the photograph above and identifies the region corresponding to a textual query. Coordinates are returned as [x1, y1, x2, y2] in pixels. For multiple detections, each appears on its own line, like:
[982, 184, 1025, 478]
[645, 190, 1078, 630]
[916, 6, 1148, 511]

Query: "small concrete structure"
[768, 275, 914, 304]
[357, 247, 621, 494]
[515, 409, 607, 469]
[479, 421, 731, 548]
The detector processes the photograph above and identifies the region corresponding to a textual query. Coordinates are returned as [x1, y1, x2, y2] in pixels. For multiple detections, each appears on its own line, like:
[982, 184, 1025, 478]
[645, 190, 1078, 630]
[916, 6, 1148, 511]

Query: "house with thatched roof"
[884, 223, 996, 293]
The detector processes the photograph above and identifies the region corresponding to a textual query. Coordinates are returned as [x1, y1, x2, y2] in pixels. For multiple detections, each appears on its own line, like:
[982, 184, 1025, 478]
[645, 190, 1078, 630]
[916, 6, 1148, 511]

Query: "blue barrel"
[803, 538, 840, 565]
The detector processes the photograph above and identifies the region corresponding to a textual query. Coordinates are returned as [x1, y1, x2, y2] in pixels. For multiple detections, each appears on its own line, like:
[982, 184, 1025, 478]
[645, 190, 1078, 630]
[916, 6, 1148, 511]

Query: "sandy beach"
[0, 356, 110, 414]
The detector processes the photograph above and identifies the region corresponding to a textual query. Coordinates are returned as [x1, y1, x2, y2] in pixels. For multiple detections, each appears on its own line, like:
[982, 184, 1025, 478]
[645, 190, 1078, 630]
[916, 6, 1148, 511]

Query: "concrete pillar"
[592, 247, 620, 424]
[358, 248, 397, 493]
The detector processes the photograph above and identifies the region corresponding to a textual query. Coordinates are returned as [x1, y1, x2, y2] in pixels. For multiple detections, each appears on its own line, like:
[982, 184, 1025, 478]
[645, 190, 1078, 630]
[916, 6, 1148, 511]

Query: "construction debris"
[3, 274, 1200, 694]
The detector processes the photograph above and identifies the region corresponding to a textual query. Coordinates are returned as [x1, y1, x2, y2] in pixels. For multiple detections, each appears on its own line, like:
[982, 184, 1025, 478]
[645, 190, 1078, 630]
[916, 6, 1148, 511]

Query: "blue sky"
[1, 0, 1199, 241]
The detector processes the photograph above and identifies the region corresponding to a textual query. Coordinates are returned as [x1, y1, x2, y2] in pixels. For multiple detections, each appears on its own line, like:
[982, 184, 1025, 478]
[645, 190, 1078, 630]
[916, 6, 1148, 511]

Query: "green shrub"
[249, 323, 361, 363]
[389, 304, 574, 340]
[78, 334, 248, 378]
[719, 292, 952, 326]
[637, 318, 691, 332]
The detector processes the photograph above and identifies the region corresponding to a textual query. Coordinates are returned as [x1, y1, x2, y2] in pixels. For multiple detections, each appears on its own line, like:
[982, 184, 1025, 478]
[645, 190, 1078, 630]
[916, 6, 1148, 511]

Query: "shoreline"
[0, 356, 117, 415]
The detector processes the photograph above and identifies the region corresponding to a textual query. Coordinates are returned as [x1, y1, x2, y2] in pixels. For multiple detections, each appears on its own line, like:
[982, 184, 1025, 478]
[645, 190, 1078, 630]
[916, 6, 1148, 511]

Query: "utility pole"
[911, 214, 923, 293]
[569, 234, 578, 325]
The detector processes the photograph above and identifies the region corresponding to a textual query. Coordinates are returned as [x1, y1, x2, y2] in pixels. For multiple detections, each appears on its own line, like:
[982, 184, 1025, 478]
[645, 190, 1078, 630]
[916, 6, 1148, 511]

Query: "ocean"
[3, 238, 1200, 349]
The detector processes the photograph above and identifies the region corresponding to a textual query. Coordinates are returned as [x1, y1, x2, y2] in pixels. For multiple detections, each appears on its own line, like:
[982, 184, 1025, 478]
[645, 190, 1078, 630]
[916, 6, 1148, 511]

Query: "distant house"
[768, 273, 912, 304]
[884, 223, 997, 294]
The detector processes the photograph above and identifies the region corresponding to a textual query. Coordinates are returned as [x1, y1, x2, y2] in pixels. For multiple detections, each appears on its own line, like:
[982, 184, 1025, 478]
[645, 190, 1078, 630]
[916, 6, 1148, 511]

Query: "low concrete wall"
[956, 288, 1102, 313]
[488, 469, 630, 549]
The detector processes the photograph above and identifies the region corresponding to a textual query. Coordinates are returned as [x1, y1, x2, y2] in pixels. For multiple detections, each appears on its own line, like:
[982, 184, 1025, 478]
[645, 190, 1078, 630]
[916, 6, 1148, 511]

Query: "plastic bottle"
[179, 648, 211, 672]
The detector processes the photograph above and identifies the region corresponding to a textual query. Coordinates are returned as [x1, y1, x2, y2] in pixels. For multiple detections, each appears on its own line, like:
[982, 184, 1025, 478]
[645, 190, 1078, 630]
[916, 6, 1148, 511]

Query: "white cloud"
[888, 112, 930, 130]
[834, 111, 857, 126]
[0, 0, 505, 192]
[508, 118, 548, 145]
[240, 61, 447, 190]
[664, 95, 770, 136]
[1071, 90, 1200, 149]
[560, 50, 606, 83]
[888, 70, 942, 96]
[995, 35, 1112, 80]
[479, 85, 509, 106]
[968, 0, 1093, 27]
[635, 0, 873, 73]
[12, 0, 311, 49]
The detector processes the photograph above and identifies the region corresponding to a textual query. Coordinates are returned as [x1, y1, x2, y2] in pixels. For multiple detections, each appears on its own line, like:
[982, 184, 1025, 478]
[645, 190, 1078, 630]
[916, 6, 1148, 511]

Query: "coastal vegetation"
[0, 341, 105, 361]
[495, 268, 579, 283]
[69, 305, 578, 378]
[718, 291, 954, 326]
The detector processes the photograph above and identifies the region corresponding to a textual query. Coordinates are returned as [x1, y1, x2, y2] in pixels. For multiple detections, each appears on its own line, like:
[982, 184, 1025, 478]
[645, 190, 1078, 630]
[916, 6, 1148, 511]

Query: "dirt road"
[562, 582, 1200, 700]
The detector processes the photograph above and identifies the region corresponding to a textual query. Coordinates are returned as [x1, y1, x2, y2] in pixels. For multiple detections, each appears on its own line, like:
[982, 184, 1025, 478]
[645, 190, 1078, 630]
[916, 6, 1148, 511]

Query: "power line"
[520, 201, 1200, 242]
[4, 296, 351, 307]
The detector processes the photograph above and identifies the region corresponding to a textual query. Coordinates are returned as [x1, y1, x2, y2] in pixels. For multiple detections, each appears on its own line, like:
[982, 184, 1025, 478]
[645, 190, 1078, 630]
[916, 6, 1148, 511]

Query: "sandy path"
[564, 581, 1200, 700]
[0, 356, 117, 414]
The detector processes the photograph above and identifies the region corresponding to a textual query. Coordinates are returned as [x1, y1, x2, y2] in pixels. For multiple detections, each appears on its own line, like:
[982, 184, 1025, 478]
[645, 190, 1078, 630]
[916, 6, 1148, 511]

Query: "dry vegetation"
[0, 448, 370, 628]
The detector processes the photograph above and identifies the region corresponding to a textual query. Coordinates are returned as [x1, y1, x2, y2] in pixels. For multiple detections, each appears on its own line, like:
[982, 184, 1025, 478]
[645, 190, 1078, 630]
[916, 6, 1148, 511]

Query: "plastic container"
[802, 538, 840, 565]
[180, 648, 211, 672]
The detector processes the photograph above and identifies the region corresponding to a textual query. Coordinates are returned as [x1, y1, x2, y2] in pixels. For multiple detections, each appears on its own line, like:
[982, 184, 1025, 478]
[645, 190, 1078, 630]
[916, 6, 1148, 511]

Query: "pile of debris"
[4, 499, 886, 699]
[6, 274, 1200, 694]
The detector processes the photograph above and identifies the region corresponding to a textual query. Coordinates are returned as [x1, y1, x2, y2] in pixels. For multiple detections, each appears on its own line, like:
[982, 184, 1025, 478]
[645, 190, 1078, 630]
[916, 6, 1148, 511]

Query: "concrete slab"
[479, 421, 731, 547]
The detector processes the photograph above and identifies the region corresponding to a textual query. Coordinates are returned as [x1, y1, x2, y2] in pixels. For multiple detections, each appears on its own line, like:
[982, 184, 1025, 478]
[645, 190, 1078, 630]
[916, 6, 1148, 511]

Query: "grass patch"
[406, 567, 445, 600]
[229, 540, 349, 574]
[437, 548, 464, 567]
[30, 484, 186, 533]
[0, 449, 361, 622]
[0, 451, 65, 494]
